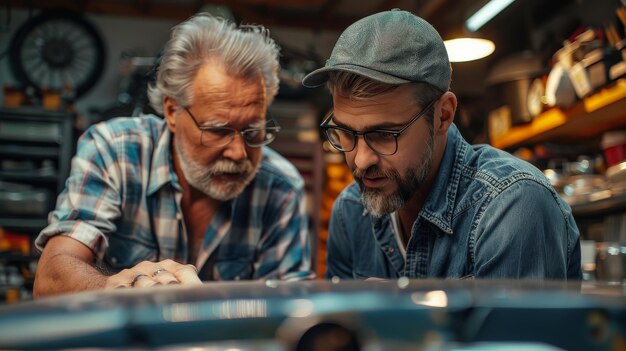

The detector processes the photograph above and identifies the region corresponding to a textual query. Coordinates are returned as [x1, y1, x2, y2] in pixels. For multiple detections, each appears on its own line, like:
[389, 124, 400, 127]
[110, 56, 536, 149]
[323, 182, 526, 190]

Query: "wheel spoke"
[72, 41, 95, 53]
[63, 68, 75, 88]
[11, 12, 104, 96]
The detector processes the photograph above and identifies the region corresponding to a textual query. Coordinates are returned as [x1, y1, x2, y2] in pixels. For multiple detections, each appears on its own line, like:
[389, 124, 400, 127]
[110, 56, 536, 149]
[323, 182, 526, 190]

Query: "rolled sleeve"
[35, 126, 122, 258]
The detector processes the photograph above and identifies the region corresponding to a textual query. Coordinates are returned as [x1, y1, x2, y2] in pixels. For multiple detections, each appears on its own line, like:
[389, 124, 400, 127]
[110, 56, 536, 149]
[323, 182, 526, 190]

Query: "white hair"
[148, 13, 280, 114]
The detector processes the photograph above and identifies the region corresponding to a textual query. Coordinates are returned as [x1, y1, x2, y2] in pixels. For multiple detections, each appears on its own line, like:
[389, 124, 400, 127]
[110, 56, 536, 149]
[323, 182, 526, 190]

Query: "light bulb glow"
[444, 38, 495, 62]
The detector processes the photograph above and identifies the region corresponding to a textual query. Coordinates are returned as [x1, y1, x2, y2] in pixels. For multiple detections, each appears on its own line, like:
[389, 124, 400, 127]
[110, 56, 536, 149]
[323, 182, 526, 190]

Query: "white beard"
[174, 136, 259, 201]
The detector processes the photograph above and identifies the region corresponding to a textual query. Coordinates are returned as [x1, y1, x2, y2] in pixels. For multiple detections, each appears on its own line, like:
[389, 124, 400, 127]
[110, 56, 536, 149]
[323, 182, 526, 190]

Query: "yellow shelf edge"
[491, 109, 567, 149]
[584, 79, 626, 112]
[491, 78, 626, 149]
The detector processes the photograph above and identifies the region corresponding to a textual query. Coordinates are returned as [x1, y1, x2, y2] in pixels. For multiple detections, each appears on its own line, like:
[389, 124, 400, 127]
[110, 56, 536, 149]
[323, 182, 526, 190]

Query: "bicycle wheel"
[8, 9, 106, 98]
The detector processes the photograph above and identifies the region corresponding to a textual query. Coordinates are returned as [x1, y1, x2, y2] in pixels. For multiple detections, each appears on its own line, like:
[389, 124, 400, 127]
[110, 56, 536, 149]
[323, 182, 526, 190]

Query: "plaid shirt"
[36, 116, 313, 281]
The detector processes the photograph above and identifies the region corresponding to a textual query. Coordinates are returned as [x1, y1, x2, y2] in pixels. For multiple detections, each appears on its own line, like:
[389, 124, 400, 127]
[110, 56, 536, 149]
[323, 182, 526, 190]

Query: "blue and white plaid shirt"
[36, 115, 313, 281]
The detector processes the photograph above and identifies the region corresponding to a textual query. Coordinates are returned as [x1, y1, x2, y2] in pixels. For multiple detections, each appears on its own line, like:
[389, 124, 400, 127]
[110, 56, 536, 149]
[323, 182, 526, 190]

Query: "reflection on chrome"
[284, 299, 315, 318]
[397, 277, 410, 289]
[607, 246, 626, 255]
[411, 290, 449, 308]
[265, 279, 279, 288]
[164, 300, 268, 322]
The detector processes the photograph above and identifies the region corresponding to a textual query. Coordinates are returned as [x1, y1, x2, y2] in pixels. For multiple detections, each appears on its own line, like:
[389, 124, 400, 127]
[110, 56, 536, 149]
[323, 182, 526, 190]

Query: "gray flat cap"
[302, 9, 451, 91]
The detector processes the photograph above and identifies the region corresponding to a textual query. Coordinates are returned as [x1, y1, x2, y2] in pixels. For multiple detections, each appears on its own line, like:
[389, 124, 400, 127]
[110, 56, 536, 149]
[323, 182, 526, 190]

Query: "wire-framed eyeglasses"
[320, 99, 436, 156]
[184, 107, 280, 148]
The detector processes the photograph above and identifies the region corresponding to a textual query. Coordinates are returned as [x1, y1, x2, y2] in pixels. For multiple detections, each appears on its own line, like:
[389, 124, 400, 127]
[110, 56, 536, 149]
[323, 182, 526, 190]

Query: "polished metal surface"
[0, 279, 624, 350]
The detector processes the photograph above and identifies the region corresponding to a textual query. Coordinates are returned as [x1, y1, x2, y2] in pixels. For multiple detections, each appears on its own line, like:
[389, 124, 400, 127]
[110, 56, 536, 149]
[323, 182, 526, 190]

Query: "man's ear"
[163, 96, 178, 133]
[434, 91, 457, 135]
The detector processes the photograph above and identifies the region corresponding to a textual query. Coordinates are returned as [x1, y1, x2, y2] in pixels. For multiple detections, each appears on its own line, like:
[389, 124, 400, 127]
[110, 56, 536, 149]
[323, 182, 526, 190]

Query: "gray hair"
[148, 13, 280, 114]
[327, 71, 443, 124]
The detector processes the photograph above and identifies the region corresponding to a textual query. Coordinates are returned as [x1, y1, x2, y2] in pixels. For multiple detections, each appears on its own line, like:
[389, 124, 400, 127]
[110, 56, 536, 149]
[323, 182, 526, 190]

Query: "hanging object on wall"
[8, 9, 106, 99]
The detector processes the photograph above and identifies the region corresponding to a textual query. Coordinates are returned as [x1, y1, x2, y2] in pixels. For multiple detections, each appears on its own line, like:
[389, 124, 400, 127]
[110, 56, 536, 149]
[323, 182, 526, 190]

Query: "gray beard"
[355, 133, 434, 218]
[174, 136, 259, 201]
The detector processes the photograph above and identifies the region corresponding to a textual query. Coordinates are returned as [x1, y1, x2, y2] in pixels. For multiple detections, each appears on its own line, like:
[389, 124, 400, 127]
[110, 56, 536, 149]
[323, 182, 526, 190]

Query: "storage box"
[601, 130, 626, 168]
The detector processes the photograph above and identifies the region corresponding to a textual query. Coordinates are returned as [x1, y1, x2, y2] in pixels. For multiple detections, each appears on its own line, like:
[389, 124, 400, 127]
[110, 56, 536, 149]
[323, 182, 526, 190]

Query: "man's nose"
[353, 136, 379, 170]
[222, 133, 248, 161]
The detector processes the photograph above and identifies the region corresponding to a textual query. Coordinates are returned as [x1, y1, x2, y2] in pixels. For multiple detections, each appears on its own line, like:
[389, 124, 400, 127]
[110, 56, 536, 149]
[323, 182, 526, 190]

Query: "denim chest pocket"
[353, 270, 374, 280]
[352, 251, 392, 280]
[103, 231, 158, 271]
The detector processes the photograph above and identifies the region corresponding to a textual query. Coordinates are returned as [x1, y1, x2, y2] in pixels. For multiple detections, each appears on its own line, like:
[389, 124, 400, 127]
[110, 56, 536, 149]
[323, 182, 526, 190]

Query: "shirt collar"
[147, 125, 181, 196]
[419, 123, 466, 235]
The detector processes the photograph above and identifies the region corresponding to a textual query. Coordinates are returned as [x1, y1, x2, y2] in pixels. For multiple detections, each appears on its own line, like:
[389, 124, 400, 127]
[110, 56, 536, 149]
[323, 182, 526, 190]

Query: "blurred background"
[0, 0, 625, 302]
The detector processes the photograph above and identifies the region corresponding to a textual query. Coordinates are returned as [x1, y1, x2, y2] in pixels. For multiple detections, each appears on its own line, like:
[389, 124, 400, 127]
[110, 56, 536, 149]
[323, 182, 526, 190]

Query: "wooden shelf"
[0, 171, 58, 183]
[570, 192, 626, 217]
[491, 79, 626, 149]
[0, 145, 59, 159]
[0, 218, 48, 233]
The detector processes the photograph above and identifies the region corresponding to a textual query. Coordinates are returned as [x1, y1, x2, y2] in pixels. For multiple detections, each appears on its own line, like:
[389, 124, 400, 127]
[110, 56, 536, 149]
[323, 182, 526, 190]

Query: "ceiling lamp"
[466, 0, 516, 32]
[442, 0, 512, 63]
[444, 37, 495, 62]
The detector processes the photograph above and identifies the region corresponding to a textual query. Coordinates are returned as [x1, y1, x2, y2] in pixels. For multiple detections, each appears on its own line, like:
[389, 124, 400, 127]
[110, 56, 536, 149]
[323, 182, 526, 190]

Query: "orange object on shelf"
[317, 157, 353, 277]
[491, 78, 626, 149]
[42, 89, 62, 110]
[0, 229, 31, 255]
[3, 86, 26, 108]
[5, 288, 21, 304]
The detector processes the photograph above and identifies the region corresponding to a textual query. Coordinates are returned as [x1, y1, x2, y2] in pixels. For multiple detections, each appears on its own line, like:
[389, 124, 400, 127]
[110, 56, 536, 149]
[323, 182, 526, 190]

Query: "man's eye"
[208, 128, 232, 136]
[245, 130, 261, 140]
[373, 131, 396, 140]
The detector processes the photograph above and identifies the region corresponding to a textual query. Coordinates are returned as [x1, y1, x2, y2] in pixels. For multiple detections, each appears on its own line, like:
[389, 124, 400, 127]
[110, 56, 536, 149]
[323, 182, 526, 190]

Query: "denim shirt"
[326, 124, 581, 280]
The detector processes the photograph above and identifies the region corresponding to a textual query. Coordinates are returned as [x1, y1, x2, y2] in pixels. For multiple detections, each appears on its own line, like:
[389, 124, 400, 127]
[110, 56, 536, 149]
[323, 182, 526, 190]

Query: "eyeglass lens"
[325, 128, 397, 155]
[199, 127, 277, 147]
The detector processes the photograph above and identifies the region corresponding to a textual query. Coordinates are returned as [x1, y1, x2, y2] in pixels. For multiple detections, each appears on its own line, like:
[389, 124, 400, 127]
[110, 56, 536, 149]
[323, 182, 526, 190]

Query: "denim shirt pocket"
[353, 270, 372, 280]
[353, 253, 398, 280]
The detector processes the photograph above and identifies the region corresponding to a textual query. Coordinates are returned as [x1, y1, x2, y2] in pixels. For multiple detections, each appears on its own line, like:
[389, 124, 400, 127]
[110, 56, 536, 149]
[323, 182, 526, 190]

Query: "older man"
[303, 10, 581, 280]
[34, 13, 312, 297]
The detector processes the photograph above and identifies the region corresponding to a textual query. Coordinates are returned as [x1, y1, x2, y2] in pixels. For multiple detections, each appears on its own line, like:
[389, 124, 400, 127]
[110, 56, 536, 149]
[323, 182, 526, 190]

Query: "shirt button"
[111, 257, 118, 264]
[388, 247, 395, 253]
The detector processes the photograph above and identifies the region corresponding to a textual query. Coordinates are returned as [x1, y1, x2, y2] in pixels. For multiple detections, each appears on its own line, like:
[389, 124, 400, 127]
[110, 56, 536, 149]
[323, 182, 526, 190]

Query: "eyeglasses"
[184, 107, 280, 148]
[320, 99, 436, 156]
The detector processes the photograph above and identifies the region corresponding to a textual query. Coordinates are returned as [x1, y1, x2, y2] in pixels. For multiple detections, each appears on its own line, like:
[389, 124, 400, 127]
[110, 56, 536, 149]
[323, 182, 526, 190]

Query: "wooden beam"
[417, 0, 448, 21]
[221, 2, 358, 31]
[135, 0, 151, 13]
[8, 0, 195, 20]
[202, 0, 327, 11]
[320, 0, 342, 19]
[7, 0, 360, 30]
[376, 0, 401, 13]
[10, 0, 82, 11]
[86, 1, 194, 20]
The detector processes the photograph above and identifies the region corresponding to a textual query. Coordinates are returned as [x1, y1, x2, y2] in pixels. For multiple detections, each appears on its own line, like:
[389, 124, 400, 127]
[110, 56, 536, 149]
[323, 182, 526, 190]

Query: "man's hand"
[104, 259, 203, 289]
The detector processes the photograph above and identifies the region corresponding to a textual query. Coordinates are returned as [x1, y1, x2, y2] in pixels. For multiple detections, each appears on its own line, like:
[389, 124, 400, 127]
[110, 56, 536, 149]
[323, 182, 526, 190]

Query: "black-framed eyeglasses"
[184, 107, 280, 148]
[320, 99, 436, 156]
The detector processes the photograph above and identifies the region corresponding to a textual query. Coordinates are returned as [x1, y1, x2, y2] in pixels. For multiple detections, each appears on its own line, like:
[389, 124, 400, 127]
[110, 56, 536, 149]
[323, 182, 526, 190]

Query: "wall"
[0, 8, 339, 123]
[0, 9, 178, 120]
